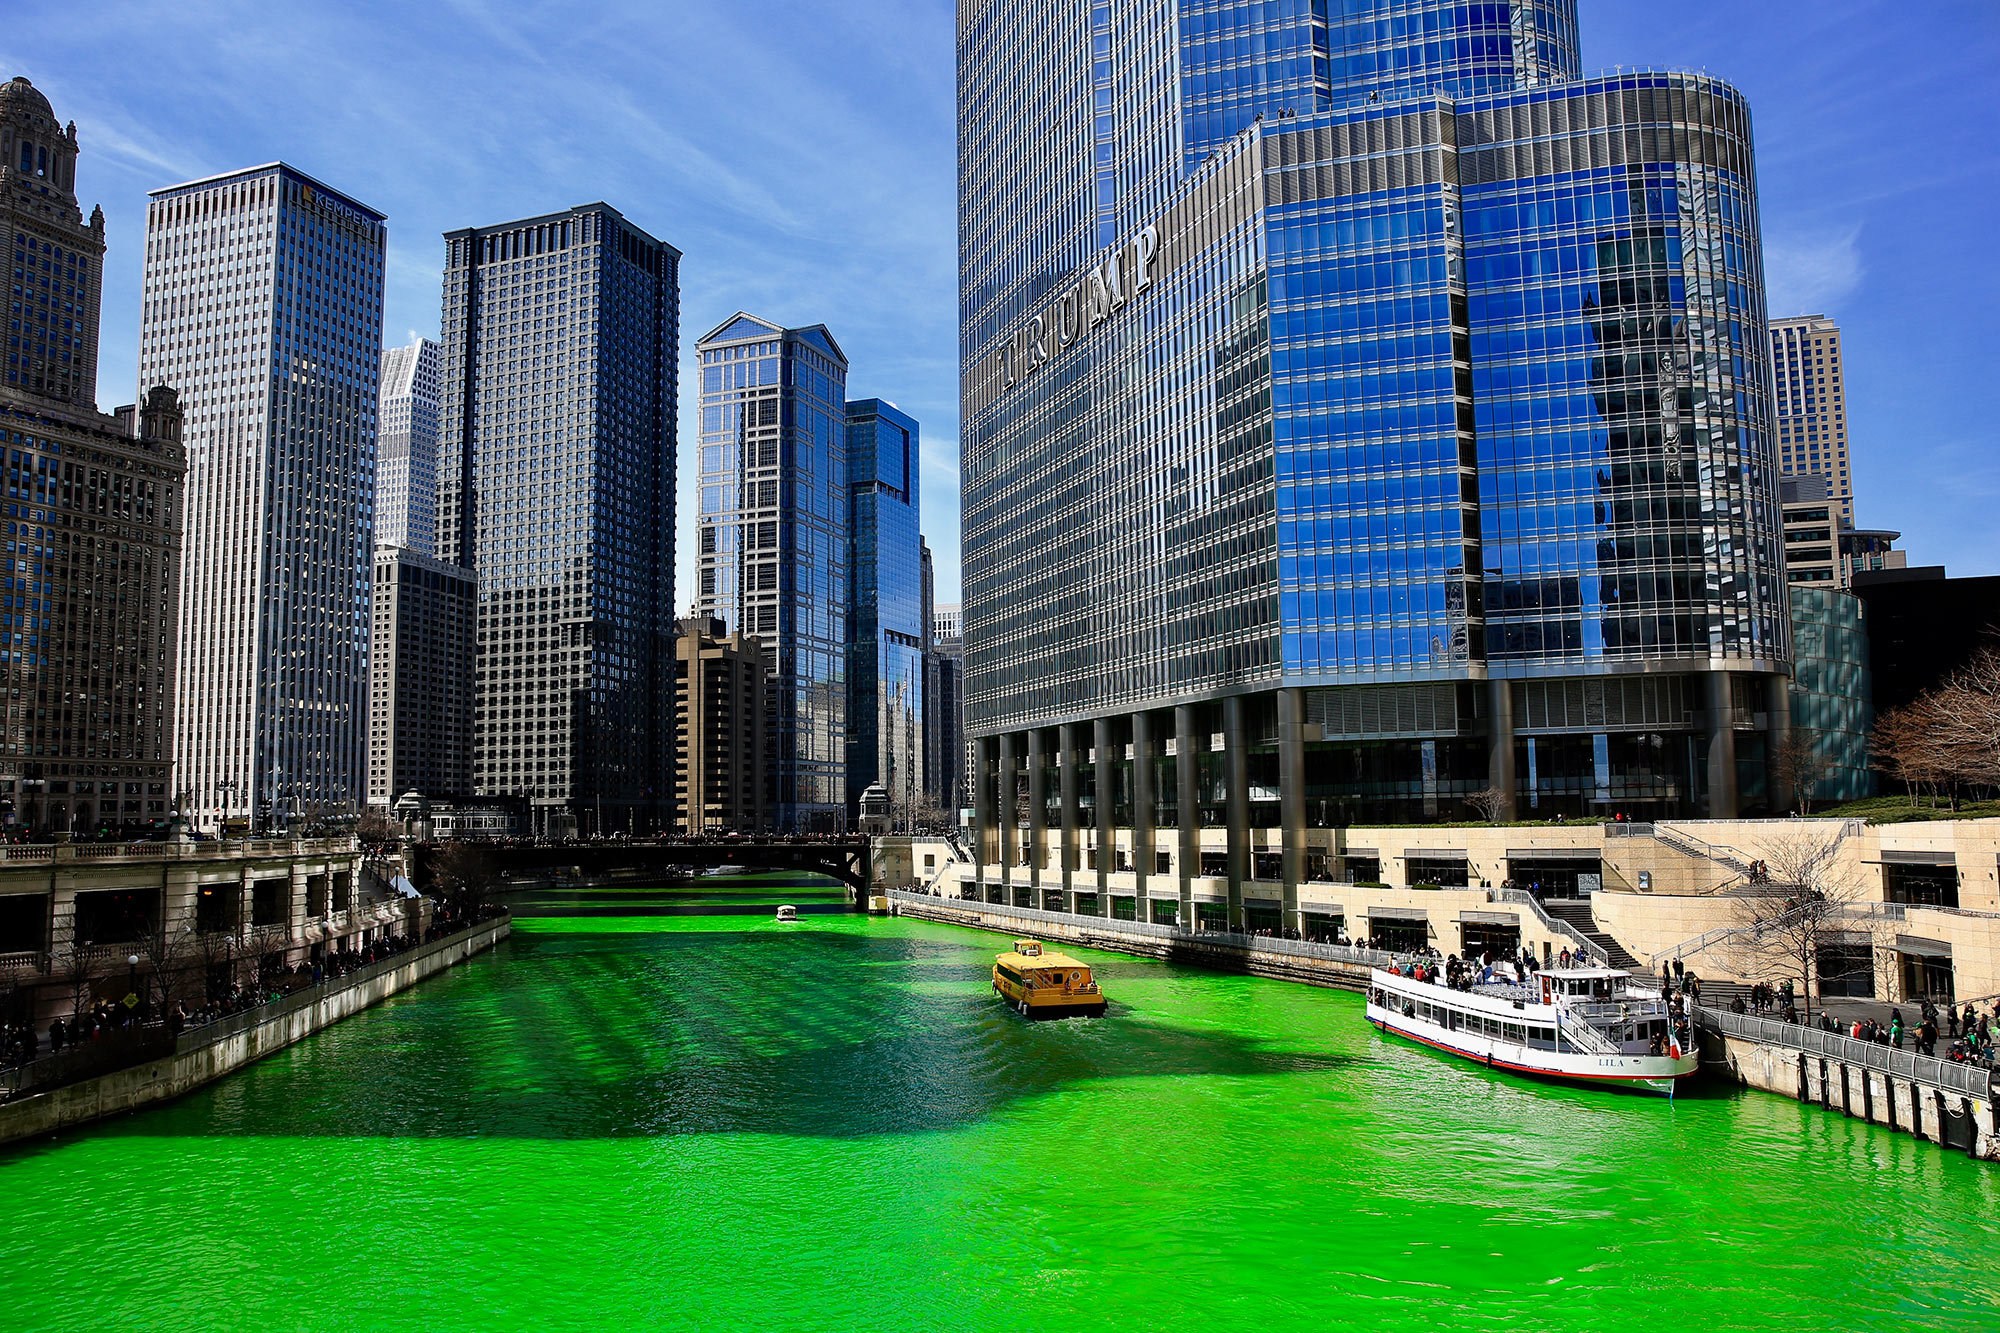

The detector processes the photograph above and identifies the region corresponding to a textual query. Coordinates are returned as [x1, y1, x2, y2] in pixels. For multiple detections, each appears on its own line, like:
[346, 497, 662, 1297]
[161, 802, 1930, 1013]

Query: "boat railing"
[1554, 1000, 1623, 1056]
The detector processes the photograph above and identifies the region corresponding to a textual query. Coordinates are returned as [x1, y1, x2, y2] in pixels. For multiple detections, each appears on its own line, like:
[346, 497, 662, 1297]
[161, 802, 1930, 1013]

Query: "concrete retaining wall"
[1700, 1029, 1999, 1161]
[893, 895, 1379, 991]
[0, 917, 510, 1148]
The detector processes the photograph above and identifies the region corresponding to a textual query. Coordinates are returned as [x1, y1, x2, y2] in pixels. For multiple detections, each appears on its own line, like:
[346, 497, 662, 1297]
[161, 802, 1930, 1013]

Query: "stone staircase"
[1541, 898, 1644, 971]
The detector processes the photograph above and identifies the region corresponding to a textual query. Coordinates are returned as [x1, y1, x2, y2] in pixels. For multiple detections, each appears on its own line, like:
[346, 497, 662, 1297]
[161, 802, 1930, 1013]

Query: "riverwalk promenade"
[0, 912, 510, 1147]
[890, 889, 2000, 1161]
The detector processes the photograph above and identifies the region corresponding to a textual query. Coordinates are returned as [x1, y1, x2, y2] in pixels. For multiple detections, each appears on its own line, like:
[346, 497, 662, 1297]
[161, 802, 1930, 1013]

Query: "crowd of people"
[1714, 974, 2000, 1071]
[1, 901, 508, 1085]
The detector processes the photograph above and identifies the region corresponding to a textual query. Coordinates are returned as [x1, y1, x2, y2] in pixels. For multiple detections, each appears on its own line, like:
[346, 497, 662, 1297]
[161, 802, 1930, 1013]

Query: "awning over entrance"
[1343, 848, 1379, 859]
[1458, 910, 1519, 925]
[1299, 901, 1344, 915]
[1871, 850, 1955, 865]
[1367, 906, 1429, 922]
[1402, 849, 1467, 860]
[1506, 847, 1599, 861]
[1895, 934, 1952, 959]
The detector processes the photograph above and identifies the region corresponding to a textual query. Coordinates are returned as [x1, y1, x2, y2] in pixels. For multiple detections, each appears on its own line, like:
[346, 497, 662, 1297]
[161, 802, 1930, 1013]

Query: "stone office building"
[958, 3, 1792, 931]
[0, 76, 185, 835]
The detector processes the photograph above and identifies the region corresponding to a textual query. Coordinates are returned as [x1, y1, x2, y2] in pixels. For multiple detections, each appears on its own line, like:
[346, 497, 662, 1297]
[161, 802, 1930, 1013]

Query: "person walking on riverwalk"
[1919, 1016, 1937, 1056]
[1889, 1012, 1903, 1048]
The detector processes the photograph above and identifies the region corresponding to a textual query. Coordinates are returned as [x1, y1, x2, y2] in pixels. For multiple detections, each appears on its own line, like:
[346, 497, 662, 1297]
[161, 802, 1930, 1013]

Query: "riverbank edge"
[1697, 1028, 1998, 1160]
[890, 893, 1375, 991]
[0, 916, 511, 1148]
[895, 892, 2000, 1163]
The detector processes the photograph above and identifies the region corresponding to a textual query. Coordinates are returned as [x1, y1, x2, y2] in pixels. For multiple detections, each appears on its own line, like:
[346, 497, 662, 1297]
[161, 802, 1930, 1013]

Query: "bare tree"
[1771, 729, 1833, 815]
[433, 841, 503, 917]
[139, 921, 202, 1013]
[353, 806, 398, 847]
[1728, 825, 1860, 1023]
[1463, 786, 1508, 824]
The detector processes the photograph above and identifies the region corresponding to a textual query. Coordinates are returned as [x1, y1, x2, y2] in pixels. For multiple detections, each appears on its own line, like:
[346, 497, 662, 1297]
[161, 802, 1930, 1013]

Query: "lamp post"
[126, 952, 139, 1013]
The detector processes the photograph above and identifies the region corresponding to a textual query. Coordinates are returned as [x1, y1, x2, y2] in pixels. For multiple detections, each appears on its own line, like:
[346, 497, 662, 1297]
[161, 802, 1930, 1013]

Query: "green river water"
[1, 877, 1994, 1332]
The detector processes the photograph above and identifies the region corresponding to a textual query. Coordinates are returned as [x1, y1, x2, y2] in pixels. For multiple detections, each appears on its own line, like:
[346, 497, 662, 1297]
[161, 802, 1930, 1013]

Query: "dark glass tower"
[845, 398, 925, 821]
[694, 314, 849, 831]
[438, 206, 679, 836]
[961, 0, 1787, 928]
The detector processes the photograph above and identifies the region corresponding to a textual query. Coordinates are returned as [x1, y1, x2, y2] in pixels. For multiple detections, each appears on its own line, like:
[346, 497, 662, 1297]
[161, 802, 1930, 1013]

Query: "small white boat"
[1365, 964, 1697, 1095]
[774, 904, 798, 923]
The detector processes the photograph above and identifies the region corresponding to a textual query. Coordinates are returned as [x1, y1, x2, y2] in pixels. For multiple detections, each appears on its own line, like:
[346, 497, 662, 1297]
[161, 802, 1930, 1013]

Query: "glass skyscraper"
[438, 206, 679, 837]
[845, 397, 926, 820]
[376, 336, 440, 555]
[694, 314, 848, 831]
[961, 0, 1788, 927]
[141, 163, 383, 830]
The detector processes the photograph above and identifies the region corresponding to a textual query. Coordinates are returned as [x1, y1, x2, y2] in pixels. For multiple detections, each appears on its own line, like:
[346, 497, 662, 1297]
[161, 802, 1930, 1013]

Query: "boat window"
[1504, 1023, 1526, 1042]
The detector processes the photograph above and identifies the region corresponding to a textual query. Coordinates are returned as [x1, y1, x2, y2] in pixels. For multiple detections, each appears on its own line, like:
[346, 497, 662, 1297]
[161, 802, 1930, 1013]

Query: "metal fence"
[888, 890, 1400, 971]
[1695, 1003, 1996, 1099]
[1491, 888, 1608, 964]
[0, 916, 510, 1101]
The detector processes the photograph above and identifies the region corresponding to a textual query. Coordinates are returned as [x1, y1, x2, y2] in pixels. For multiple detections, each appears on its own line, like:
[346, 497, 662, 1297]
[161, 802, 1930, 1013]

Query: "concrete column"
[1131, 711, 1154, 919]
[239, 867, 255, 947]
[1765, 673, 1795, 814]
[971, 735, 992, 895]
[997, 732, 1016, 898]
[1058, 721, 1079, 911]
[1224, 694, 1248, 929]
[1486, 676, 1518, 821]
[163, 866, 199, 940]
[1094, 716, 1114, 916]
[1706, 671, 1740, 819]
[1176, 704, 1199, 928]
[1027, 728, 1046, 901]
[289, 862, 311, 954]
[1278, 687, 1306, 934]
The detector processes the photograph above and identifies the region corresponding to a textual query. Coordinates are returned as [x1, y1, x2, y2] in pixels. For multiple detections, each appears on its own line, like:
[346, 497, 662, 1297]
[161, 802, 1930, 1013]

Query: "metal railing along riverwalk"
[1694, 1002, 1996, 1100]
[888, 889, 1406, 971]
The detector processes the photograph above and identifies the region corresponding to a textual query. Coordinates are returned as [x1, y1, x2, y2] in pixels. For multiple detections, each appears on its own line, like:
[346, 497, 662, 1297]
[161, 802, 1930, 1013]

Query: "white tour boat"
[1365, 964, 1698, 1095]
[774, 904, 798, 923]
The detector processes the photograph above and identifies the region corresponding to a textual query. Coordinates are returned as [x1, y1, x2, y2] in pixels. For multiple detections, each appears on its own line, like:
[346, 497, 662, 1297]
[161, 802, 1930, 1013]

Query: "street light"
[126, 952, 139, 1011]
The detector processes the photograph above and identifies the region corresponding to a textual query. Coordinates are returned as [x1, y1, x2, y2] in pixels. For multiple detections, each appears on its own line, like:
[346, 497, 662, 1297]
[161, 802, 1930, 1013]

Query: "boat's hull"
[1367, 1005, 1697, 1095]
[993, 981, 1106, 1019]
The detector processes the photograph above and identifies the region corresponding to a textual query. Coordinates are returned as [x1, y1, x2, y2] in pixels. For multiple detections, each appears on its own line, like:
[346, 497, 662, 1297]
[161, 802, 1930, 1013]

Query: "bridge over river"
[406, 837, 875, 899]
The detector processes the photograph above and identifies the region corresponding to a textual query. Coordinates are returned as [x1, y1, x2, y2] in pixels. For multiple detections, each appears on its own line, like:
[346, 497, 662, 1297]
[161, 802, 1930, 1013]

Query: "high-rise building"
[673, 615, 767, 833]
[367, 544, 474, 807]
[0, 76, 187, 836]
[845, 397, 925, 821]
[694, 314, 849, 831]
[438, 206, 679, 837]
[143, 163, 384, 832]
[1770, 315, 1852, 527]
[1780, 472, 1902, 589]
[930, 602, 966, 816]
[376, 337, 440, 554]
[960, 1, 1790, 927]
[3, 77, 102, 406]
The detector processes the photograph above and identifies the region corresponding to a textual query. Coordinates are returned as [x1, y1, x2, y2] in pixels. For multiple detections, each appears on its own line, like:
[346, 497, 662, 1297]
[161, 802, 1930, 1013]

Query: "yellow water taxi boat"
[993, 939, 1106, 1018]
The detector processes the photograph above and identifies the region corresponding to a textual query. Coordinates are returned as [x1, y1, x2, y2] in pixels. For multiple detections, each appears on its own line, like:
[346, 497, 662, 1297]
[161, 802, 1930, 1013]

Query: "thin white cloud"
[1763, 225, 1863, 318]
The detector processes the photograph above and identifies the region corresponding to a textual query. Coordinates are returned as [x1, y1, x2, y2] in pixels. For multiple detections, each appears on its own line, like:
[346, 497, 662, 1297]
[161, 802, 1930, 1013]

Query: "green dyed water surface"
[2, 906, 1994, 1331]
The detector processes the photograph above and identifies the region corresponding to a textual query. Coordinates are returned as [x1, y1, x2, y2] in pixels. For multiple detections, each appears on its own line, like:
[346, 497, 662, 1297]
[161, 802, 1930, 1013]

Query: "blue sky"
[7, 0, 1996, 605]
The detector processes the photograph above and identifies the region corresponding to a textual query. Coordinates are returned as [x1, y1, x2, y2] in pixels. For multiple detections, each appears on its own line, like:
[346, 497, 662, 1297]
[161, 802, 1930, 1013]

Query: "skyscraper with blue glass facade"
[695, 314, 849, 831]
[961, 0, 1789, 930]
[438, 206, 679, 837]
[845, 398, 926, 820]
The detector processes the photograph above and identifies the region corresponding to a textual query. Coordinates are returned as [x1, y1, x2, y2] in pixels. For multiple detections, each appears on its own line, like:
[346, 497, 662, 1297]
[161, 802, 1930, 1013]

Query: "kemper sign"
[995, 223, 1161, 388]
